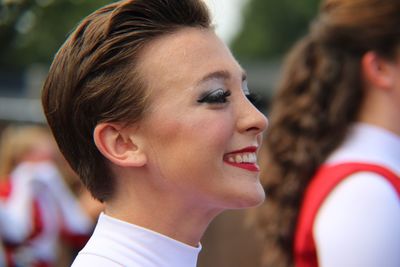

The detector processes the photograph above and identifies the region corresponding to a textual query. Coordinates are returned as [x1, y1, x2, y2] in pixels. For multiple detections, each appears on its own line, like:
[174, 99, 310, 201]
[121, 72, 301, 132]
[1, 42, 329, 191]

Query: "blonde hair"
[0, 124, 55, 178]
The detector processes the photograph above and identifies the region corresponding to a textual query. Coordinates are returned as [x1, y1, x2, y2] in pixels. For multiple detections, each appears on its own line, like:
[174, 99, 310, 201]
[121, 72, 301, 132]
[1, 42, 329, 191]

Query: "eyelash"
[197, 89, 231, 104]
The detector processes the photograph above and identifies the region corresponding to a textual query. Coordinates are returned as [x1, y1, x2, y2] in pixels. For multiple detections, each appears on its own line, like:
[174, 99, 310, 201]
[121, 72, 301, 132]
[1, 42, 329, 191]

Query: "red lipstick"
[223, 146, 260, 172]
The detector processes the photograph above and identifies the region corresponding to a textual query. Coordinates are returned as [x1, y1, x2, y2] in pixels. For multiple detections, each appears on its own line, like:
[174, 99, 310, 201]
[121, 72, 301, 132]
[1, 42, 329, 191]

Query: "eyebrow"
[196, 70, 247, 86]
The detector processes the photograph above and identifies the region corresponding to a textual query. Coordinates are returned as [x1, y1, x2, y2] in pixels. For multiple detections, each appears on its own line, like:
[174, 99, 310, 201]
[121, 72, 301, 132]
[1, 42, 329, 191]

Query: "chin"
[226, 183, 266, 209]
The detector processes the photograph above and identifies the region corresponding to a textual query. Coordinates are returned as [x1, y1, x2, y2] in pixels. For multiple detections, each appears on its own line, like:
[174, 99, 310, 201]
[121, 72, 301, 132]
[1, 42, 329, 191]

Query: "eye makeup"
[242, 80, 250, 95]
[245, 92, 260, 105]
[197, 88, 231, 104]
[242, 80, 260, 105]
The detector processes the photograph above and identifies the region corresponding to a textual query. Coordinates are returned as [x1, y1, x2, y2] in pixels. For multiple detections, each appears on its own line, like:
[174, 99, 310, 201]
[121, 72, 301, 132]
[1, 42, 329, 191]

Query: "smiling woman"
[41, 0, 267, 266]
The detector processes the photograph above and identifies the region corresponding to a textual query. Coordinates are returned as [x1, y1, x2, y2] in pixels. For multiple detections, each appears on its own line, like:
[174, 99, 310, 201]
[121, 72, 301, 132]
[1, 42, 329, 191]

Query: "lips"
[223, 146, 260, 172]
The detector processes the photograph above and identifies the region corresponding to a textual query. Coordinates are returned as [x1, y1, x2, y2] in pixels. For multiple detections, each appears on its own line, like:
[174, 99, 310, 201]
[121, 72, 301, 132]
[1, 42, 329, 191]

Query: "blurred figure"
[0, 124, 96, 266]
[0, 240, 6, 266]
[256, 0, 400, 266]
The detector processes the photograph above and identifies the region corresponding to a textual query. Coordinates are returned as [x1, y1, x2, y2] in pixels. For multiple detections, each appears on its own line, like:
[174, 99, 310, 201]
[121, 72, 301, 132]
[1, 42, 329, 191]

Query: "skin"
[95, 27, 268, 246]
[359, 50, 400, 136]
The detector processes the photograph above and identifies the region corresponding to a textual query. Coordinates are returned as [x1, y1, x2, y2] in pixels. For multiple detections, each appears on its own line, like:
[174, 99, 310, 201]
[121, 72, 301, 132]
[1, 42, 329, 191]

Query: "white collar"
[82, 212, 201, 267]
[327, 123, 400, 175]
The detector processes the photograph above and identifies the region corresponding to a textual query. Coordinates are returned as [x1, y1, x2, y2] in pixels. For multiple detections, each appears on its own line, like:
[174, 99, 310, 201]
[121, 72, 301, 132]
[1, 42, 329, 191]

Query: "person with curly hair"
[256, 0, 400, 266]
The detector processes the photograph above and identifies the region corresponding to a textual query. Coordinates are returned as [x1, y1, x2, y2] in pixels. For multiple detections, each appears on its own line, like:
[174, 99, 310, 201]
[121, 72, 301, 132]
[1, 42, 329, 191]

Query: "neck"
[358, 87, 400, 136]
[104, 172, 221, 247]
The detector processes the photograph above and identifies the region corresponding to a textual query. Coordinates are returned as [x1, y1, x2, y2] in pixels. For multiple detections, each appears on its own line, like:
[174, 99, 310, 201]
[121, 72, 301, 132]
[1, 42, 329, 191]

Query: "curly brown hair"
[256, 0, 400, 266]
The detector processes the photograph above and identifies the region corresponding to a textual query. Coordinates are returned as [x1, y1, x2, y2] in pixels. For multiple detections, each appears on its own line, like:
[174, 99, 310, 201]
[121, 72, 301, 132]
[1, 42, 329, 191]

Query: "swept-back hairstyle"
[42, 0, 211, 202]
[257, 0, 400, 266]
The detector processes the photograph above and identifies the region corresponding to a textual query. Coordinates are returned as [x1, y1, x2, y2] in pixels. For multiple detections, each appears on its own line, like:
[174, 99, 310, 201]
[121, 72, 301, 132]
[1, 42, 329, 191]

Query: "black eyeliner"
[197, 89, 231, 104]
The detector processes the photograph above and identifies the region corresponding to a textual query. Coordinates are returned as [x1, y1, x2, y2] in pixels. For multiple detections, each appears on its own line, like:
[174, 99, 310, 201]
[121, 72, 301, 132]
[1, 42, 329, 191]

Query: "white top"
[71, 213, 202, 267]
[314, 123, 400, 267]
[0, 161, 92, 263]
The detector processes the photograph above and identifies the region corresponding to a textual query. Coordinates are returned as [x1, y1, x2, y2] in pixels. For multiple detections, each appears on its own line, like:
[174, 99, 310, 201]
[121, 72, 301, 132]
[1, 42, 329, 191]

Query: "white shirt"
[71, 213, 201, 267]
[314, 123, 400, 267]
[0, 161, 92, 263]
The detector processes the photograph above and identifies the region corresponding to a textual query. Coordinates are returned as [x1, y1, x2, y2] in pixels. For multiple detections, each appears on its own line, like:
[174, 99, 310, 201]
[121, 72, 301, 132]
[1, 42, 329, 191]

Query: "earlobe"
[93, 123, 147, 167]
[362, 51, 395, 90]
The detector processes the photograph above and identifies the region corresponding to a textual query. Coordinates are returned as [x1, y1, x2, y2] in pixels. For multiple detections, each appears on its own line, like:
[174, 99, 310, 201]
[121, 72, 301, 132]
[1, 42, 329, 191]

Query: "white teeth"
[227, 153, 257, 164]
[250, 153, 256, 163]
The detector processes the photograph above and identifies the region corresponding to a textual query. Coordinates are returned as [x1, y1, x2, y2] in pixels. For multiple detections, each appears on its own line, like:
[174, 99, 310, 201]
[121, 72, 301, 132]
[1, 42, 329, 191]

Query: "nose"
[237, 96, 268, 135]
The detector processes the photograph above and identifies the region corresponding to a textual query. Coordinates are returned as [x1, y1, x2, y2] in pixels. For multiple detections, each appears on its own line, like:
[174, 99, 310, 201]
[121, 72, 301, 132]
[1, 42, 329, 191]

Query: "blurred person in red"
[0, 124, 97, 267]
[255, 0, 400, 266]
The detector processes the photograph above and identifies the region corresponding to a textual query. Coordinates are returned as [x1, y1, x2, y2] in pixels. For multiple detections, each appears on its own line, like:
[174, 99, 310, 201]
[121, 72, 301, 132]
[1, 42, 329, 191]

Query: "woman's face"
[136, 27, 268, 211]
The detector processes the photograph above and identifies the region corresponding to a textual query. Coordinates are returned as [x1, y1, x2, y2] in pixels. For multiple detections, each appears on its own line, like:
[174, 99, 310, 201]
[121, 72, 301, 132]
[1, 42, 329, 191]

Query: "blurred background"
[0, 0, 319, 125]
[0, 0, 320, 266]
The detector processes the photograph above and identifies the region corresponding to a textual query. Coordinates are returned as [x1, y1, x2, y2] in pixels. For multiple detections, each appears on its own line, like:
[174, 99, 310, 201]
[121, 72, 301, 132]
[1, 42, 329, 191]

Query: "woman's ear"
[93, 123, 147, 167]
[361, 51, 396, 91]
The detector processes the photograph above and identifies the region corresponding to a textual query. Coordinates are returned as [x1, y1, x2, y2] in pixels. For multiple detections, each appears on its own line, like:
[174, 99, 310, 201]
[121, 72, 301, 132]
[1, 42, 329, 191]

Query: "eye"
[242, 80, 259, 105]
[197, 89, 231, 104]
[246, 92, 260, 106]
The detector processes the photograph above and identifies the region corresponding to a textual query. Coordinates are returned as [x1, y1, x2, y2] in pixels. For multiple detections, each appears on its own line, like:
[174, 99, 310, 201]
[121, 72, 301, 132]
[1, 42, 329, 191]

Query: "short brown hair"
[42, 0, 211, 202]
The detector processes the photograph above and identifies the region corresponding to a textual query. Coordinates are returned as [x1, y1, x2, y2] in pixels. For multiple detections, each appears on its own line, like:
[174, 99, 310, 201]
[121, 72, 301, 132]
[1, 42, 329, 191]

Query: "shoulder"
[316, 171, 400, 224]
[314, 172, 400, 267]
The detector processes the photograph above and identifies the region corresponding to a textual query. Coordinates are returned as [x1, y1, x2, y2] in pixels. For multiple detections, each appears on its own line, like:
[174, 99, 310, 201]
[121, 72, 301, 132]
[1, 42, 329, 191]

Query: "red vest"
[294, 163, 400, 267]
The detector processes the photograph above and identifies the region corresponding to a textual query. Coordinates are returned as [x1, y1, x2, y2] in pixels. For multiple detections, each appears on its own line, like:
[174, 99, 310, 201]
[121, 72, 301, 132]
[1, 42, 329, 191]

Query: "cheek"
[208, 127, 233, 156]
[195, 118, 235, 162]
[147, 112, 235, 177]
[155, 111, 234, 150]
